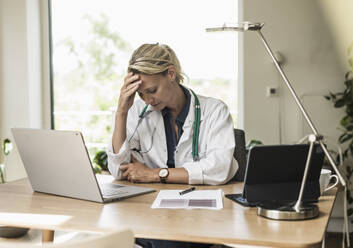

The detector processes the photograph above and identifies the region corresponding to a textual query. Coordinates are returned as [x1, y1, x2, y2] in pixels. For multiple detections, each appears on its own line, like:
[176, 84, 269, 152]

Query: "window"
[50, 0, 238, 162]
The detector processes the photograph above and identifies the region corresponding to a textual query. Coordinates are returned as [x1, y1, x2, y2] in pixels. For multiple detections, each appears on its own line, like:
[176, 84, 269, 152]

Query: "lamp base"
[257, 202, 319, 220]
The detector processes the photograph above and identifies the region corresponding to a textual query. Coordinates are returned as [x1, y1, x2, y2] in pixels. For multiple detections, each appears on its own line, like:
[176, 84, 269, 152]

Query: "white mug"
[319, 169, 339, 195]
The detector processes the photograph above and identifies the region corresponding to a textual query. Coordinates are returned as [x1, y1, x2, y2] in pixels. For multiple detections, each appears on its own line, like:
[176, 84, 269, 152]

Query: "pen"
[179, 187, 196, 195]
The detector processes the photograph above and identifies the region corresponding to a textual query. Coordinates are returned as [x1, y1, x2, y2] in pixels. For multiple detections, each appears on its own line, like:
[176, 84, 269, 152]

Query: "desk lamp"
[206, 22, 346, 220]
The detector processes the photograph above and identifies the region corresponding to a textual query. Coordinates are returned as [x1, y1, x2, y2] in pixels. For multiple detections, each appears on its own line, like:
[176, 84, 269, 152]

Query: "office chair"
[0, 229, 134, 248]
[232, 129, 247, 181]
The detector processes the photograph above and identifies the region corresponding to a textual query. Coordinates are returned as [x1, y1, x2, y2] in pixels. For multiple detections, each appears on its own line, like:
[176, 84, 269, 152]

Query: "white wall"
[240, 0, 346, 145]
[240, 0, 353, 230]
[0, 0, 29, 181]
[319, 1, 353, 67]
[0, 0, 50, 182]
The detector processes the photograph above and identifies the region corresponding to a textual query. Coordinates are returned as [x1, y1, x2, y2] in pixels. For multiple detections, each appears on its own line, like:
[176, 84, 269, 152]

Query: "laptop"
[226, 144, 325, 207]
[11, 128, 155, 203]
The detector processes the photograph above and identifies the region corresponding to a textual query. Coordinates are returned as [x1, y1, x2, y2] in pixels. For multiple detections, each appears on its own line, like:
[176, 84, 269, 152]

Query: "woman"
[107, 43, 238, 185]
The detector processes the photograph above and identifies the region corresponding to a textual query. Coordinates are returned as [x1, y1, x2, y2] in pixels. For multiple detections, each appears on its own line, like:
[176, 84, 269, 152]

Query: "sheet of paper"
[151, 189, 223, 210]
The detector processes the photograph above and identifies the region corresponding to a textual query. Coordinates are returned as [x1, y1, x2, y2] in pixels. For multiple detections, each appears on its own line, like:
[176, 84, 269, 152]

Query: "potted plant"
[93, 150, 108, 174]
[325, 49, 353, 219]
[0, 138, 12, 184]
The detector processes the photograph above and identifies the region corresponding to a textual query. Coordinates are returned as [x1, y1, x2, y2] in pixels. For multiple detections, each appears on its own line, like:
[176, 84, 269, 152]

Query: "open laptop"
[11, 128, 155, 203]
[226, 144, 325, 207]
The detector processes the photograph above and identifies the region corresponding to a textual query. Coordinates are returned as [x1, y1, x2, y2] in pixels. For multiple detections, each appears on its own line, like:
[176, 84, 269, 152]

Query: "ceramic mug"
[319, 169, 338, 195]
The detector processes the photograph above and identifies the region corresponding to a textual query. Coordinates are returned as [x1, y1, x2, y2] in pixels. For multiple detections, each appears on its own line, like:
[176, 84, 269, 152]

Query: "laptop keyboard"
[100, 183, 128, 196]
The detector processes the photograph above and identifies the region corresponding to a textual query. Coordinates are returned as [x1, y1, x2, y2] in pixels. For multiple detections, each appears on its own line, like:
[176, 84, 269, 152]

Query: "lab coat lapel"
[149, 108, 167, 150]
[178, 88, 203, 147]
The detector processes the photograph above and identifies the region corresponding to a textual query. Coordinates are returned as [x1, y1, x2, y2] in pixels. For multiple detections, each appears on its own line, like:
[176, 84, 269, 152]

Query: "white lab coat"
[107, 88, 238, 185]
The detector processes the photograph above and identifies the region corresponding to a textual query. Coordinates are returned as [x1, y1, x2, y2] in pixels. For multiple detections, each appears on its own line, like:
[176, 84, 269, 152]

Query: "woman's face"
[136, 69, 177, 110]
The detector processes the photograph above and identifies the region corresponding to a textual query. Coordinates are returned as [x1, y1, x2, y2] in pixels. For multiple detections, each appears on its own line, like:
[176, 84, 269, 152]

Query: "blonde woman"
[107, 43, 238, 186]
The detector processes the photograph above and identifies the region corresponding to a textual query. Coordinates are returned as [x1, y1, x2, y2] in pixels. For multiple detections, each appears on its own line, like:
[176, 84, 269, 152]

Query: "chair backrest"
[0, 229, 134, 248]
[232, 129, 247, 181]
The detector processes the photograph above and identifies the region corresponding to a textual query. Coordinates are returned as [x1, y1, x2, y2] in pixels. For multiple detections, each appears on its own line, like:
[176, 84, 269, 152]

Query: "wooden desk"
[0, 176, 337, 248]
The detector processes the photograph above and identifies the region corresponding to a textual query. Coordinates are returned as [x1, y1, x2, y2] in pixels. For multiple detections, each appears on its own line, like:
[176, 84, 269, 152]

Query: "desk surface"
[0, 175, 337, 248]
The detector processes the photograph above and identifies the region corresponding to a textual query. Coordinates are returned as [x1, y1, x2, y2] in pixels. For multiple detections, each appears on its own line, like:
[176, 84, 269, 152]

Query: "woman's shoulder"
[198, 94, 228, 110]
[197, 95, 232, 125]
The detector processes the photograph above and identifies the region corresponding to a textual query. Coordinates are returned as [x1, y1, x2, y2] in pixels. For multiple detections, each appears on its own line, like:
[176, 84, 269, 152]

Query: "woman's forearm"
[164, 168, 189, 184]
[112, 112, 128, 154]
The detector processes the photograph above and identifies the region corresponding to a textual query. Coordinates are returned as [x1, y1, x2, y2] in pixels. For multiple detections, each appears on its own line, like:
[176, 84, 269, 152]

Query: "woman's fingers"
[117, 73, 142, 113]
[120, 164, 128, 171]
[123, 73, 140, 88]
[123, 80, 142, 96]
[120, 82, 140, 107]
[121, 164, 139, 182]
[122, 170, 129, 179]
[121, 164, 131, 179]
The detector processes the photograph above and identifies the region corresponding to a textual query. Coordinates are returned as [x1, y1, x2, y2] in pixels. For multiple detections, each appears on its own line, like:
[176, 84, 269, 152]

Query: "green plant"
[325, 71, 353, 160]
[0, 138, 13, 183]
[93, 150, 108, 172]
[92, 163, 102, 174]
[2, 139, 12, 156]
[325, 53, 353, 219]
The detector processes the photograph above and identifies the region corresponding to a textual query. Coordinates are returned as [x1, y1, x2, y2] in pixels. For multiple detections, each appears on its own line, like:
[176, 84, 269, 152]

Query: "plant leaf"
[346, 125, 353, 131]
[92, 163, 102, 174]
[93, 150, 108, 170]
[324, 95, 331, 100]
[347, 191, 353, 205]
[344, 78, 353, 88]
[343, 149, 349, 159]
[330, 92, 337, 100]
[334, 99, 346, 108]
[2, 139, 12, 156]
[340, 116, 350, 127]
[339, 133, 353, 143]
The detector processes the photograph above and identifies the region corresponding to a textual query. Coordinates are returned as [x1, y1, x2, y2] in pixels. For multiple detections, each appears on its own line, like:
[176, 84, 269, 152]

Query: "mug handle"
[324, 174, 339, 192]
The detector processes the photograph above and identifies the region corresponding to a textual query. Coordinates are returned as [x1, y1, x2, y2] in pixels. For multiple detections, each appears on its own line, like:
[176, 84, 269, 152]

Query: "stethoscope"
[129, 89, 201, 161]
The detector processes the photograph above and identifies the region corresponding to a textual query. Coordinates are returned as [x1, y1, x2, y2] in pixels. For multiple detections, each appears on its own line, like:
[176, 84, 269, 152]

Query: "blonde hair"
[128, 43, 184, 84]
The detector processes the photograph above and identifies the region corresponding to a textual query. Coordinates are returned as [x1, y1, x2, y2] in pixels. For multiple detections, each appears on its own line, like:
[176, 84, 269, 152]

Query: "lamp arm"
[255, 30, 318, 134]
[294, 138, 315, 212]
[255, 29, 346, 187]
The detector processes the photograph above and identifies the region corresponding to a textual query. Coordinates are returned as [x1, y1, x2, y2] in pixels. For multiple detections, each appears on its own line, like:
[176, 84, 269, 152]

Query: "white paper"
[151, 189, 223, 210]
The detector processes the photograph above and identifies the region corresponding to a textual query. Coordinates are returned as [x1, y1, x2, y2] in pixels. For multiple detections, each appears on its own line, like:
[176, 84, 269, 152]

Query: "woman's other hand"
[120, 158, 159, 183]
[117, 72, 142, 115]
